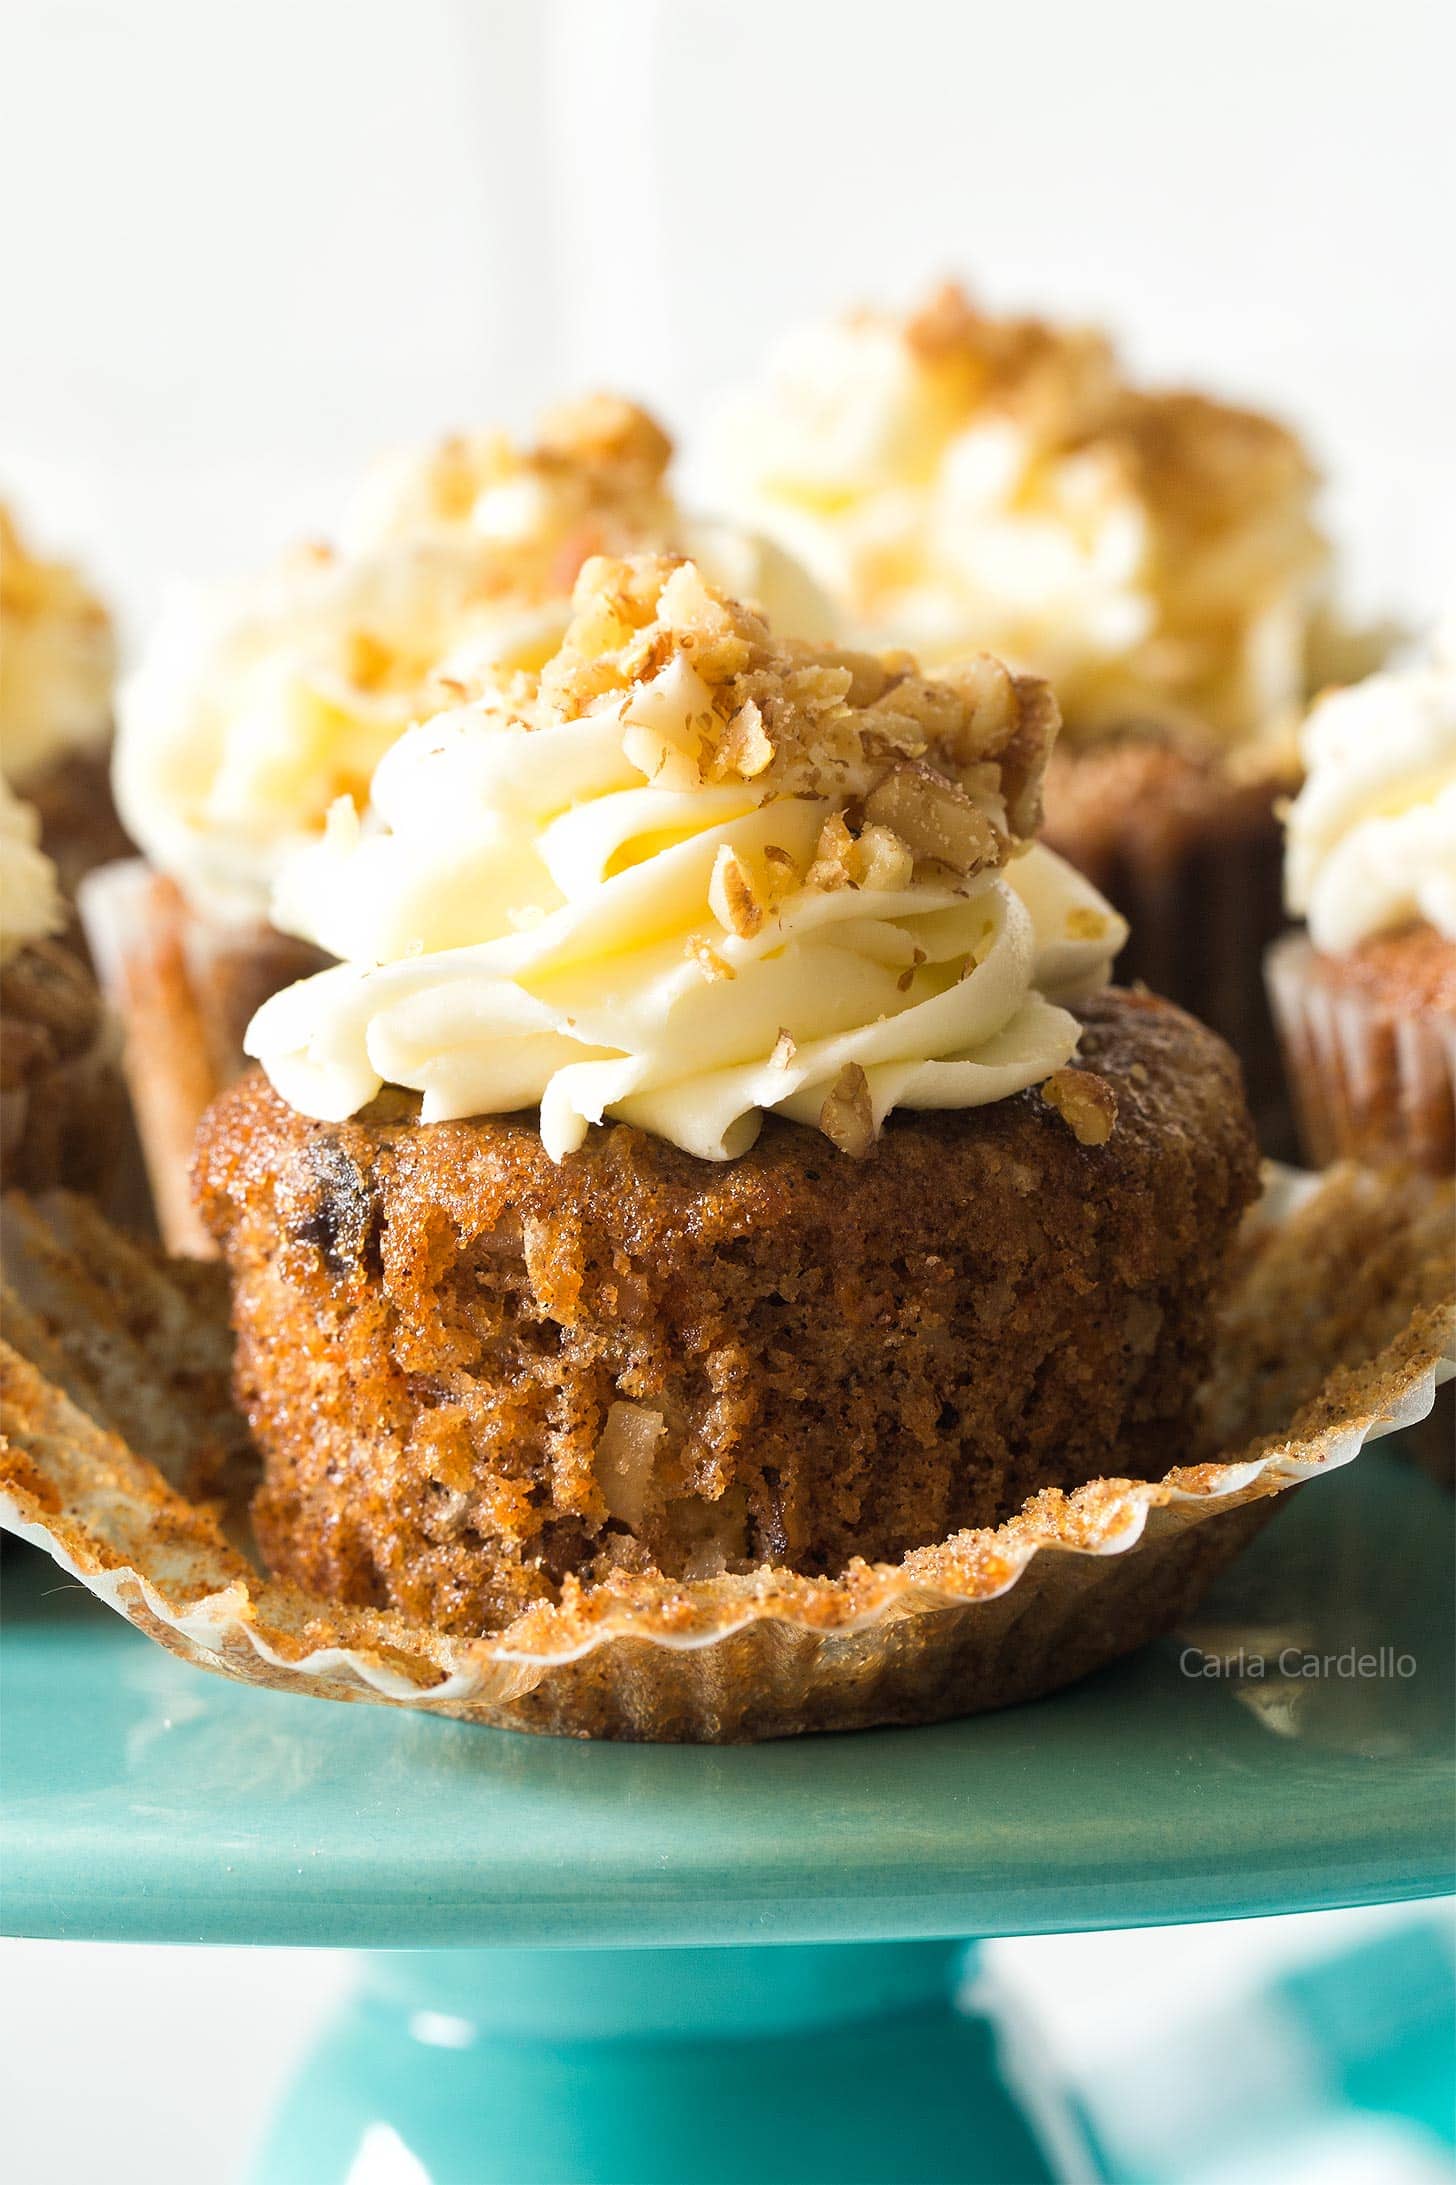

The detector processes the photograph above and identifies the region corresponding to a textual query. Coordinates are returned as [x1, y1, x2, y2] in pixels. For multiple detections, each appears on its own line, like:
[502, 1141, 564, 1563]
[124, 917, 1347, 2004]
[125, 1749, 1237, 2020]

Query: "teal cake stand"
[3, 1445, 1452, 2184]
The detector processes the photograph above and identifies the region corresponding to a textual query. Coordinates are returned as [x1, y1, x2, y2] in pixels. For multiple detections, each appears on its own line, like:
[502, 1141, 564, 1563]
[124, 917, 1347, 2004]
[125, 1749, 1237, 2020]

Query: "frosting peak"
[1284, 633, 1456, 952]
[248, 554, 1125, 1161]
[116, 399, 833, 924]
[707, 282, 1330, 746]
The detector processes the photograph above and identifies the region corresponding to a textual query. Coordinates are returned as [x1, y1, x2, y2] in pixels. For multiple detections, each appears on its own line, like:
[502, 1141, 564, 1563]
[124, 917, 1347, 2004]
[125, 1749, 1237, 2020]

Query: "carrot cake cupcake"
[1267, 624, 1456, 1174]
[1, 503, 128, 893]
[196, 553, 1259, 1635]
[0, 780, 123, 1192]
[704, 284, 1363, 1137]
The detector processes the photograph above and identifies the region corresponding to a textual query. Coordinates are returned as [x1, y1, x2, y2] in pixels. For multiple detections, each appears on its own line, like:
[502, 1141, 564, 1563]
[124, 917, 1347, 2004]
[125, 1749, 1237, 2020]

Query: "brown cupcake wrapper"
[78, 859, 326, 1256]
[2, 1169, 1451, 1742]
[1265, 932, 1456, 1175]
[1043, 763, 1293, 1153]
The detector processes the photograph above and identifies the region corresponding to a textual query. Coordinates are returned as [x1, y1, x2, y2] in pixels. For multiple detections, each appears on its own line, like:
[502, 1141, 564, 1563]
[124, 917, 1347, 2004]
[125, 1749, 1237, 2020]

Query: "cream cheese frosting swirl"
[248, 554, 1125, 1161]
[0, 779, 64, 961]
[705, 283, 1330, 746]
[116, 398, 833, 926]
[1, 505, 115, 787]
[1285, 630, 1456, 952]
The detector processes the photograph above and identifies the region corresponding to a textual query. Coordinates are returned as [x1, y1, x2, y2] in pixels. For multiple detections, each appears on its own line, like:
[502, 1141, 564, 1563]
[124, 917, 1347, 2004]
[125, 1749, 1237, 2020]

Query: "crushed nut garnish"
[805, 811, 858, 891]
[896, 946, 926, 994]
[1040, 1067, 1118, 1146]
[769, 1028, 797, 1069]
[526, 555, 1057, 855]
[820, 1061, 876, 1158]
[710, 697, 775, 781]
[862, 761, 999, 877]
[709, 846, 765, 938]
[687, 936, 735, 982]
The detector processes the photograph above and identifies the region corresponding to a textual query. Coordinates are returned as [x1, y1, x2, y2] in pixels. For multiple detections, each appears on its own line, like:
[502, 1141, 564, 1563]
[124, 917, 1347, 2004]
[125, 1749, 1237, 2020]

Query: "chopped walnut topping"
[805, 811, 858, 892]
[1041, 1067, 1118, 1146]
[896, 948, 925, 994]
[769, 1028, 797, 1070]
[527, 555, 1056, 869]
[731, 282, 1329, 745]
[351, 398, 686, 619]
[710, 697, 775, 781]
[536, 393, 673, 482]
[848, 822, 914, 892]
[687, 936, 735, 981]
[820, 1061, 876, 1158]
[709, 846, 766, 939]
[862, 761, 999, 878]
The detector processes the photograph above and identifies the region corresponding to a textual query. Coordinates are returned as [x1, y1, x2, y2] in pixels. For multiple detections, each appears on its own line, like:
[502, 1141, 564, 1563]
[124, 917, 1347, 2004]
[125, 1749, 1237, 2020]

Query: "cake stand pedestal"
[3, 1446, 1451, 2184]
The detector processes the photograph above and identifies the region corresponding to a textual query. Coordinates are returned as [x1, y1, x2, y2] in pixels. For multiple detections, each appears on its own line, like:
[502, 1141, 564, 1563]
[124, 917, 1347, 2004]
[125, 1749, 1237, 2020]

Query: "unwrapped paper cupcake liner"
[1, 1170, 1451, 1743]
[1266, 932, 1456, 1177]
[78, 858, 325, 1256]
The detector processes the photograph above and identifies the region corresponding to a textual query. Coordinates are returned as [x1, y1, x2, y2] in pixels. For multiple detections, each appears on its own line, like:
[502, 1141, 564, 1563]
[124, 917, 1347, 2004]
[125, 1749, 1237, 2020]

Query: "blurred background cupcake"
[0, 778, 124, 1195]
[703, 284, 1382, 1146]
[1267, 620, 1456, 1176]
[0, 503, 129, 896]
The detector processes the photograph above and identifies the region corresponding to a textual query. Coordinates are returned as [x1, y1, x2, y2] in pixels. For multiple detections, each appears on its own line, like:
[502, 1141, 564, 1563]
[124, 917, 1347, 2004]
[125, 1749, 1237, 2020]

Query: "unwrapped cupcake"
[1, 503, 128, 893]
[704, 284, 1364, 1139]
[195, 551, 1264, 1640]
[1268, 622, 1456, 1174]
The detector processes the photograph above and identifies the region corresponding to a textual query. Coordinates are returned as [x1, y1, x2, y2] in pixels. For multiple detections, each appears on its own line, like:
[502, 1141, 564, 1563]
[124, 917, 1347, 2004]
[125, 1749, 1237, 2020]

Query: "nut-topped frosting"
[1284, 626, 1456, 953]
[0, 505, 116, 787]
[0, 779, 63, 962]
[116, 397, 832, 924]
[247, 553, 1126, 1160]
[706, 283, 1330, 748]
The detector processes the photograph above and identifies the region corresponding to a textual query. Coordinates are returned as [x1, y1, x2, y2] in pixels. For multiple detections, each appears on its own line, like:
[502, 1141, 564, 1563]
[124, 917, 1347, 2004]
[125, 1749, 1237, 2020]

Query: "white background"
[2, 4, 1454, 2178]
[3, 0, 1454, 637]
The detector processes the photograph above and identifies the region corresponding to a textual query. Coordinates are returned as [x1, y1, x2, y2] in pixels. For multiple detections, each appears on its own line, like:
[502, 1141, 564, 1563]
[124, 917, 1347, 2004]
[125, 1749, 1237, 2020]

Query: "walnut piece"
[820, 1061, 876, 1158]
[530, 554, 1056, 867]
[1041, 1067, 1118, 1146]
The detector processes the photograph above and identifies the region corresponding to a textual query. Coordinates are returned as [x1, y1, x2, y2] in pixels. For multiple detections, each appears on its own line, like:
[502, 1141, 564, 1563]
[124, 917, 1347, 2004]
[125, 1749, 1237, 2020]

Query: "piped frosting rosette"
[703, 283, 1330, 745]
[248, 553, 1125, 1160]
[115, 398, 833, 927]
[1283, 634, 1456, 953]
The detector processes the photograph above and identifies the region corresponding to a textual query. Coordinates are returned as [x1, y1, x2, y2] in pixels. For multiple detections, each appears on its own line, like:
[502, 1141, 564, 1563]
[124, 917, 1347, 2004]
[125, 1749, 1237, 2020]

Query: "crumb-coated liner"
[1, 1169, 1451, 1742]
[78, 859, 325, 1256]
[1267, 930, 1456, 1177]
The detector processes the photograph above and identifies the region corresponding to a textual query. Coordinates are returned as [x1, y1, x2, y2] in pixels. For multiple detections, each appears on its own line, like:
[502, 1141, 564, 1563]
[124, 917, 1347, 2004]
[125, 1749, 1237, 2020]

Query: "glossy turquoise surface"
[2, 1444, 1452, 1950]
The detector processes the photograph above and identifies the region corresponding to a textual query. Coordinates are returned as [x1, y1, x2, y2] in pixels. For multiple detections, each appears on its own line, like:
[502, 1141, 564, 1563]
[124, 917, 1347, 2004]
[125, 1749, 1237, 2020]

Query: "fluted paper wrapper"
[1267, 931, 1456, 1177]
[1042, 751, 1293, 1152]
[78, 859, 325, 1256]
[1, 1171, 1451, 1742]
